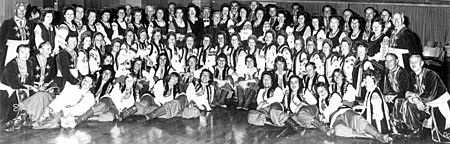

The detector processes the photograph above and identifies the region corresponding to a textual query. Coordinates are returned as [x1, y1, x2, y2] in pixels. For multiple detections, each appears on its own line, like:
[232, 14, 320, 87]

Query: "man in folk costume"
[0, 45, 34, 129]
[389, 13, 422, 71]
[0, 3, 33, 72]
[408, 55, 450, 142]
[55, 36, 80, 91]
[383, 53, 421, 135]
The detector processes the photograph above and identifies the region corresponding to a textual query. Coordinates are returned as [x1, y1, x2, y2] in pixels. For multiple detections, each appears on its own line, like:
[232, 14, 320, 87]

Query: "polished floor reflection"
[0, 108, 438, 144]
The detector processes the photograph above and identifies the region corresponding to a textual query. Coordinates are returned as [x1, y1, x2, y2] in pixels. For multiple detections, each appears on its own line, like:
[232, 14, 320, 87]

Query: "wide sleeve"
[419, 71, 447, 103]
[56, 52, 79, 85]
[34, 25, 44, 47]
[185, 83, 196, 102]
[266, 87, 284, 104]
[323, 93, 342, 121]
[304, 90, 318, 105]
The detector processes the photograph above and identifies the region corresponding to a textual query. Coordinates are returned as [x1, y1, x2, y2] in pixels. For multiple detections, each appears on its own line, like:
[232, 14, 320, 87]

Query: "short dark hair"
[16, 44, 30, 53]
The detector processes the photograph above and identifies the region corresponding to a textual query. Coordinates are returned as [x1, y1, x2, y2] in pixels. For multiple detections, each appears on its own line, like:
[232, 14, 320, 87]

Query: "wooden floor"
[0, 107, 439, 144]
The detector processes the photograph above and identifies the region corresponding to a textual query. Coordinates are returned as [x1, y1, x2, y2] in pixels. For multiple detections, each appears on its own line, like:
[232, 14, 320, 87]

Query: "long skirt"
[19, 91, 54, 121]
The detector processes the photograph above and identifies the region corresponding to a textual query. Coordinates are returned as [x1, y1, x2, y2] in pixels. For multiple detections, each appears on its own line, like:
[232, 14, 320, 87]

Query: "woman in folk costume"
[246, 35, 259, 56]
[312, 82, 391, 142]
[128, 58, 151, 96]
[209, 53, 236, 108]
[110, 38, 122, 71]
[278, 47, 294, 71]
[342, 55, 356, 84]
[77, 31, 92, 76]
[0, 45, 34, 128]
[136, 28, 151, 59]
[304, 36, 318, 60]
[309, 51, 326, 76]
[353, 69, 391, 134]
[276, 32, 289, 53]
[197, 34, 216, 68]
[121, 29, 138, 59]
[55, 36, 79, 91]
[167, 32, 185, 72]
[283, 75, 329, 136]
[149, 53, 175, 87]
[325, 52, 342, 84]
[108, 74, 140, 121]
[89, 32, 107, 74]
[34, 75, 96, 129]
[186, 69, 215, 111]
[293, 37, 308, 76]
[76, 66, 117, 122]
[169, 6, 192, 41]
[235, 55, 260, 110]
[230, 33, 247, 71]
[141, 72, 200, 121]
[273, 56, 294, 91]
[151, 28, 168, 59]
[329, 69, 356, 107]
[261, 30, 277, 71]
[183, 33, 200, 62]
[248, 71, 303, 131]
[34, 10, 56, 53]
[181, 56, 203, 90]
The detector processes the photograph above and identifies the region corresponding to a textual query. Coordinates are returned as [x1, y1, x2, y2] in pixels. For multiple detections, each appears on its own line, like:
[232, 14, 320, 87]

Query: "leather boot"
[76, 108, 94, 124]
[284, 117, 306, 135]
[311, 117, 333, 136]
[364, 124, 392, 143]
[119, 106, 138, 121]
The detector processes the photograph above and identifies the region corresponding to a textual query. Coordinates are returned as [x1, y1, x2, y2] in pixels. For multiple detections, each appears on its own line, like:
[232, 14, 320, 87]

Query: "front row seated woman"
[77, 70, 215, 123]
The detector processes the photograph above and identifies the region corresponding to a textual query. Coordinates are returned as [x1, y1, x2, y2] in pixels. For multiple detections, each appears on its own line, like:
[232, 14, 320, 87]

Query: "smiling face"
[312, 18, 319, 29]
[256, 10, 264, 20]
[231, 35, 239, 47]
[330, 18, 339, 30]
[265, 33, 273, 44]
[410, 56, 423, 75]
[186, 37, 194, 48]
[39, 43, 52, 58]
[102, 69, 112, 81]
[277, 35, 285, 46]
[65, 9, 75, 22]
[364, 75, 376, 91]
[290, 77, 300, 92]
[365, 8, 375, 20]
[221, 7, 229, 18]
[350, 19, 360, 30]
[188, 57, 197, 67]
[159, 55, 168, 66]
[189, 7, 196, 18]
[385, 54, 398, 71]
[169, 75, 179, 86]
[81, 76, 94, 89]
[217, 57, 226, 68]
[200, 71, 211, 84]
[175, 9, 184, 19]
[317, 86, 328, 98]
[16, 5, 26, 19]
[262, 74, 272, 88]
[246, 57, 255, 68]
[372, 21, 382, 34]
[239, 8, 247, 20]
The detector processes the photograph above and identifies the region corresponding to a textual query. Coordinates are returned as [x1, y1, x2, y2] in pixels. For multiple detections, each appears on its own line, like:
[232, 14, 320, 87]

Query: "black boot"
[119, 106, 138, 122]
[76, 108, 94, 124]
[311, 118, 333, 136]
[364, 124, 392, 143]
[284, 117, 306, 135]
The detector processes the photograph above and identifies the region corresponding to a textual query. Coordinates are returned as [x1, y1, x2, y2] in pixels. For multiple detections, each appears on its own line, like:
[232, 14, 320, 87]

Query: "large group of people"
[0, 1, 449, 143]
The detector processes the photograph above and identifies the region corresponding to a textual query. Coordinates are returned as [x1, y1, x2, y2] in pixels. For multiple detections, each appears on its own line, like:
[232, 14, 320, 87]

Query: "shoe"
[236, 106, 243, 110]
[284, 117, 306, 136]
[119, 106, 138, 120]
[5, 117, 25, 132]
[219, 105, 227, 108]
